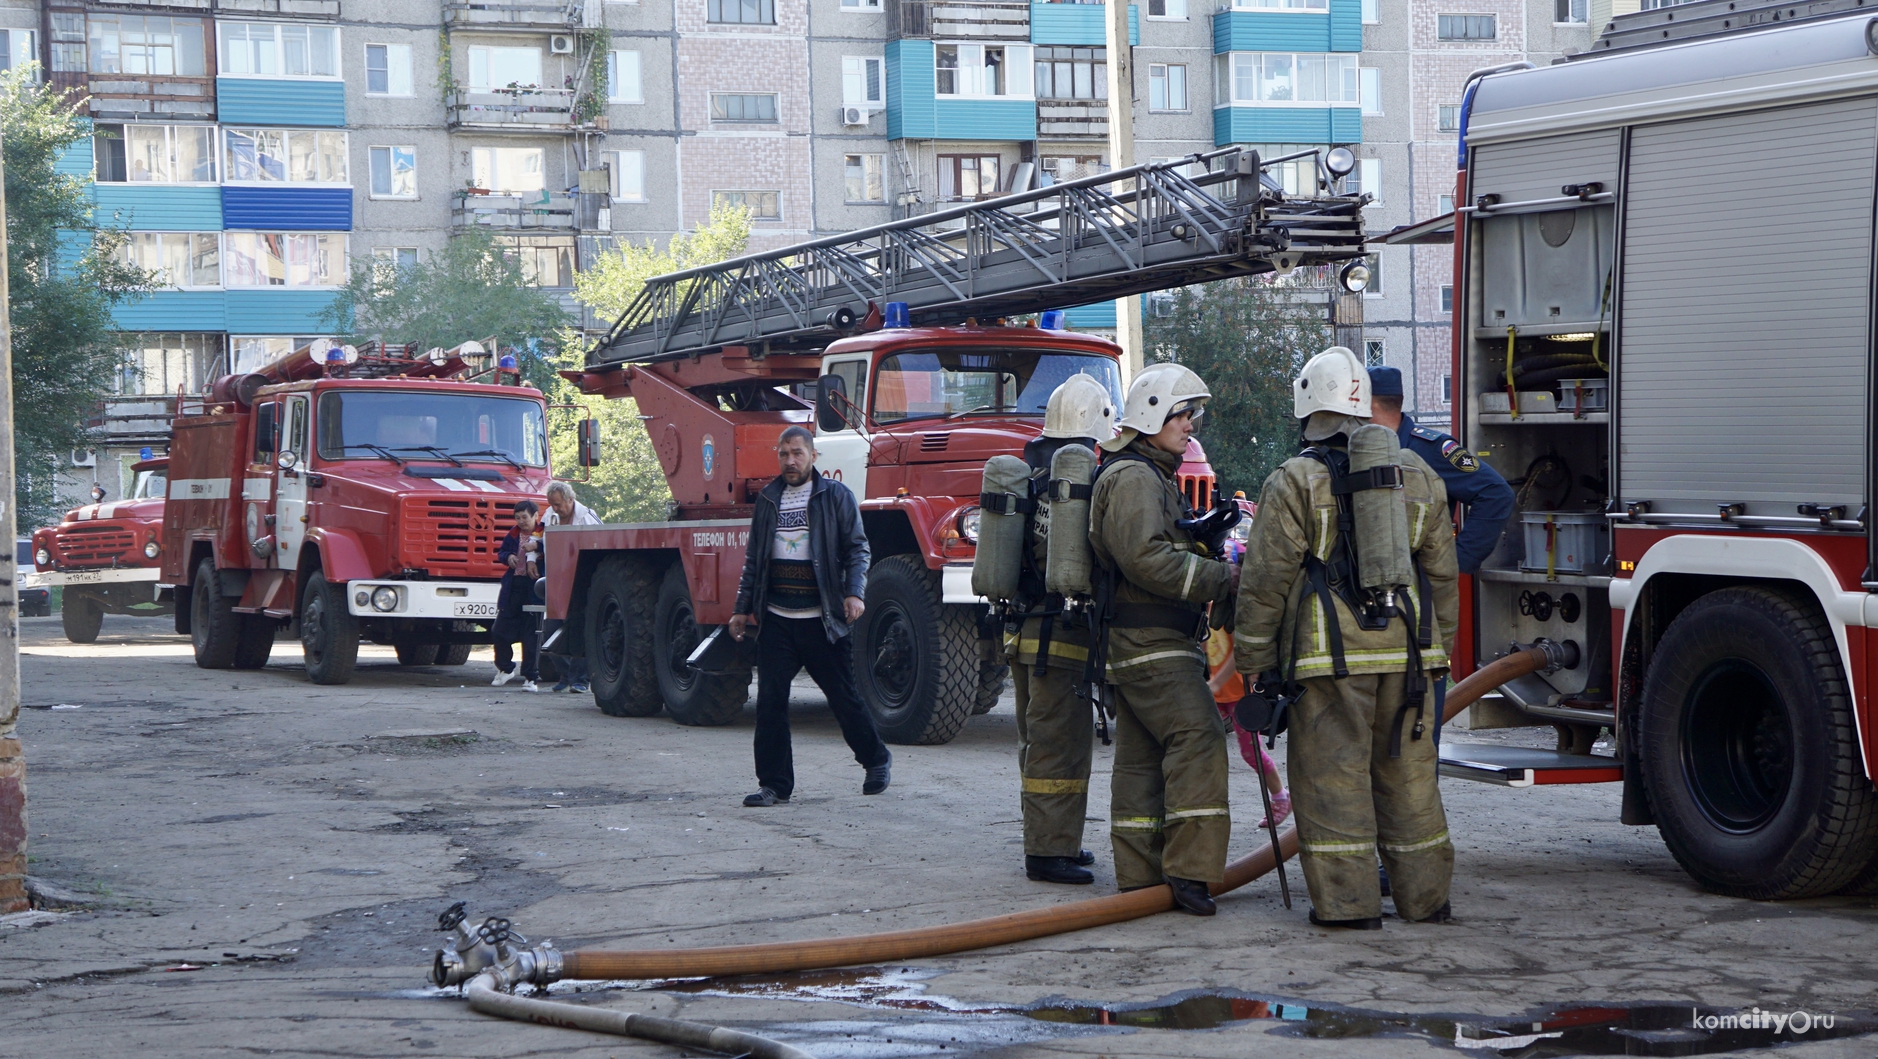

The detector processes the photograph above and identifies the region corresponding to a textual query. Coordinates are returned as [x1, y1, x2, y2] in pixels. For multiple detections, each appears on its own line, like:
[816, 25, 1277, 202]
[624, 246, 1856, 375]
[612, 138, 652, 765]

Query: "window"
[1362, 0, 1379, 21]
[1147, 0, 1187, 17]
[1231, 0, 1327, 10]
[494, 235, 575, 286]
[94, 124, 217, 183]
[0, 29, 37, 76]
[470, 146, 545, 193]
[826, 359, 867, 424]
[1148, 64, 1186, 111]
[713, 190, 782, 219]
[710, 93, 778, 122]
[1362, 252, 1382, 295]
[1035, 47, 1106, 101]
[467, 45, 542, 90]
[1555, 0, 1587, 20]
[232, 335, 324, 374]
[1439, 285, 1454, 312]
[50, 14, 85, 73]
[1352, 157, 1381, 202]
[1437, 104, 1461, 132]
[708, 0, 775, 23]
[872, 348, 1122, 424]
[939, 154, 1000, 200]
[935, 44, 1032, 98]
[117, 232, 221, 288]
[224, 129, 347, 183]
[1437, 193, 1454, 213]
[842, 56, 883, 106]
[119, 333, 226, 397]
[1360, 67, 1381, 114]
[845, 154, 884, 202]
[1364, 340, 1385, 367]
[218, 22, 340, 77]
[1215, 53, 1359, 105]
[1441, 375, 1452, 404]
[224, 232, 344, 287]
[1436, 14, 1495, 39]
[608, 50, 642, 102]
[373, 246, 419, 271]
[369, 146, 416, 198]
[609, 150, 645, 201]
[842, 0, 883, 10]
[365, 43, 413, 95]
[88, 15, 206, 76]
[316, 390, 548, 467]
[1040, 155, 1103, 185]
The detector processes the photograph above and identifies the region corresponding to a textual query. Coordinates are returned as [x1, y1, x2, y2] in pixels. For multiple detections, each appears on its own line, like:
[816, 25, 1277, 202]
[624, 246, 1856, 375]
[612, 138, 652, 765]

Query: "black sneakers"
[862, 753, 892, 795]
[743, 787, 788, 807]
[1165, 876, 1217, 916]
[1026, 856, 1094, 885]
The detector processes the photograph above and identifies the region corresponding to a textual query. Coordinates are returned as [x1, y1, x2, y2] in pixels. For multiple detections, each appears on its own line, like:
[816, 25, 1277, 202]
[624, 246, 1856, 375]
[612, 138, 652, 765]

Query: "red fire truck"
[160, 342, 561, 684]
[26, 456, 173, 643]
[544, 150, 1367, 744]
[1412, 0, 1878, 899]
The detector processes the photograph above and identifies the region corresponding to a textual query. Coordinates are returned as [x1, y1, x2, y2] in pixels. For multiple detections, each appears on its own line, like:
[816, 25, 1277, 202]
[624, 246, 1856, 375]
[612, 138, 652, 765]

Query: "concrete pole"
[0, 141, 24, 914]
[1105, 0, 1143, 383]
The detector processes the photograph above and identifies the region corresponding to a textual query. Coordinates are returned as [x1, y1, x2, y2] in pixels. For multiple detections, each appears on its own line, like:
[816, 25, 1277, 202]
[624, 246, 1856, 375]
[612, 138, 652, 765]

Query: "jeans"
[754, 615, 889, 800]
[492, 610, 538, 681]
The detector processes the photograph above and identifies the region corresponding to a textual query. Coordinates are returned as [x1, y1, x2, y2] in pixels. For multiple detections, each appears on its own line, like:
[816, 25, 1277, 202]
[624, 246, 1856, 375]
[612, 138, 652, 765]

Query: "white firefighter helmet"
[1101, 362, 1211, 452]
[1294, 346, 1370, 421]
[1042, 373, 1116, 441]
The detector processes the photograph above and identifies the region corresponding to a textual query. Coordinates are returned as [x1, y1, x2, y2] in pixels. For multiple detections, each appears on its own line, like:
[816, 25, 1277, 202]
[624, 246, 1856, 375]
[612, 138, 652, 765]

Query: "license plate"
[65, 571, 103, 584]
[453, 602, 498, 618]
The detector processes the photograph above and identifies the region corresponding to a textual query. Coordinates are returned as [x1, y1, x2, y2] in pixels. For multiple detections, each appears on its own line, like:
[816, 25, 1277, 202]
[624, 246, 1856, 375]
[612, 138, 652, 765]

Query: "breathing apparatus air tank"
[1347, 422, 1414, 591]
[971, 455, 1032, 601]
[1043, 442, 1099, 597]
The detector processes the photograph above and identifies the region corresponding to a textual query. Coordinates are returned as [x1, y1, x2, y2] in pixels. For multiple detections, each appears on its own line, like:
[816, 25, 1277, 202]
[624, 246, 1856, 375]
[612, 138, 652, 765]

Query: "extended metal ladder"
[589, 147, 1368, 368]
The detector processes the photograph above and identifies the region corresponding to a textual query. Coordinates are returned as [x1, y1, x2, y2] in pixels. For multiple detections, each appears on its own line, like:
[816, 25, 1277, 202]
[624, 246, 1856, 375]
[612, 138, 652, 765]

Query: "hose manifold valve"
[431, 904, 563, 990]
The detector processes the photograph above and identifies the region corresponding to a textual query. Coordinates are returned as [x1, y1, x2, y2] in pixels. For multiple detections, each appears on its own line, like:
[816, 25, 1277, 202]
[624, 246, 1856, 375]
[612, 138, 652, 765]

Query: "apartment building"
[1, 0, 1364, 500]
[1356, 0, 1593, 427]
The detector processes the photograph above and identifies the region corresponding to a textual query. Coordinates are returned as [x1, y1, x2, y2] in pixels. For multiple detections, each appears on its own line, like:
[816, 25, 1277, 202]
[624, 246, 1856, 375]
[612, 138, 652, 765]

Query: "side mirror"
[254, 406, 279, 455]
[577, 418, 602, 468]
[816, 374, 847, 433]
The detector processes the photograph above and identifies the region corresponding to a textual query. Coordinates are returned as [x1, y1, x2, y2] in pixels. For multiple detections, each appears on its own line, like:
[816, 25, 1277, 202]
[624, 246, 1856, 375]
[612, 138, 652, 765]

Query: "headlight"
[1338, 260, 1371, 293]
[371, 586, 400, 612]
[354, 590, 371, 608]
[143, 540, 161, 559]
[958, 505, 982, 542]
[34, 548, 49, 566]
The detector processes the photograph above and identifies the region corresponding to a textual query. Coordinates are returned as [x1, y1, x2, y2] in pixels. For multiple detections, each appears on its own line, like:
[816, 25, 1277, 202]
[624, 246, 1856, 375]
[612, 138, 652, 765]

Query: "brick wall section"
[0, 736, 24, 913]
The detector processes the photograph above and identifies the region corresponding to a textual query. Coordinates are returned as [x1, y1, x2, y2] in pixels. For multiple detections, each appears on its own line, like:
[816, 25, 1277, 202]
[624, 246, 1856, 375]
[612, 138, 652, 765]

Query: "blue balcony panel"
[1030, 3, 1138, 46]
[112, 290, 229, 332]
[1329, 0, 1362, 49]
[216, 78, 347, 126]
[222, 186, 353, 230]
[94, 185, 224, 230]
[1214, 105, 1360, 146]
[1062, 300, 1116, 329]
[1213, 9, 1333, 51]
[225, 289, 340, 332]
[887, 39, 935, 140]
[56, 133, 95, 179]
[934, 98, 1036, 140]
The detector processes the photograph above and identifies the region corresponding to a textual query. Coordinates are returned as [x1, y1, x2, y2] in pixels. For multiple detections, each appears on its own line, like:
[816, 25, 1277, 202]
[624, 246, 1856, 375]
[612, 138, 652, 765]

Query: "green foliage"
[1, 67, 152, 528]
[545, 203, 755, 523]
[1145, 278, 1331, 498]
[319, 229, 570, 368]
[572, 29, 611, 125]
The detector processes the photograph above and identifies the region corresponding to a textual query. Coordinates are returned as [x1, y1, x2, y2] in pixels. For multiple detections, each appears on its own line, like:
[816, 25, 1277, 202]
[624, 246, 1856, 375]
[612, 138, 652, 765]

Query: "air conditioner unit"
[550, 34, 575, 54]
[70, 449, 96, 468]
[840, 106, 868, 126]
[1148, 293, 1177, 319]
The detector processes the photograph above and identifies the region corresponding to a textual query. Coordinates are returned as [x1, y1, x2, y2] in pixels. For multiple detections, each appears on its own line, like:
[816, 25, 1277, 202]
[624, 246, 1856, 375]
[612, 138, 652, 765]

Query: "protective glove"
[1234, 669, 1292, 742]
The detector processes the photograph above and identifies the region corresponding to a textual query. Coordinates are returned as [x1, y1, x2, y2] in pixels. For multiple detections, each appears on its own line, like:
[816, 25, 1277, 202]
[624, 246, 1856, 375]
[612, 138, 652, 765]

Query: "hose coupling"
[1522, 637, 1581, 674]
[430, 904, 563, 989]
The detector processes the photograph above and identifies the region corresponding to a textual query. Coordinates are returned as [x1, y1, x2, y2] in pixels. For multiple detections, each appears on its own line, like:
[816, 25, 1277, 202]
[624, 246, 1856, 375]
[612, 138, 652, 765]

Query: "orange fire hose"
[546, 646, 1549, 983]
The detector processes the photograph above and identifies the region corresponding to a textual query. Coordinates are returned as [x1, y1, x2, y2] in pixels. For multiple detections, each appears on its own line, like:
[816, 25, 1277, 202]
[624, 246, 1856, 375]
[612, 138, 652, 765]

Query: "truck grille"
[52, 523, 137, 567]
[400, 497, 517, 578]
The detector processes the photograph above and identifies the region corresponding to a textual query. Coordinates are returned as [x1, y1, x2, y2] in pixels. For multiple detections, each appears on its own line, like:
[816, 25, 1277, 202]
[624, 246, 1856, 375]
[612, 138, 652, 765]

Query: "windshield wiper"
[334, 443, 405, 464]
[450, 449, 524, 470]
[945, 403, 1007, 420]
[386, 446, 463, 467]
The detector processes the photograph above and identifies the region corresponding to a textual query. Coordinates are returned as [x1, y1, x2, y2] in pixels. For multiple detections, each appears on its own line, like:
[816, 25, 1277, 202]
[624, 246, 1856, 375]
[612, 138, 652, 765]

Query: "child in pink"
[1206, 623, 1291, 827]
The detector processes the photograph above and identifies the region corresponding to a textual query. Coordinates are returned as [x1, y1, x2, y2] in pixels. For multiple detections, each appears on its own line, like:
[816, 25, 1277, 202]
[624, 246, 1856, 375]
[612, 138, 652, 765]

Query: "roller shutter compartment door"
[1470, 128, 1621, 207]
[1619, 97, 1876, 516]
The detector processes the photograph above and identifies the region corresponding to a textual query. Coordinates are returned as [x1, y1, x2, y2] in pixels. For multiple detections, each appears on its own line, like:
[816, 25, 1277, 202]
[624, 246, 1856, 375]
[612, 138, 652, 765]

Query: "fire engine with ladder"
[1382, 0, 1878, 899]
[545, 148, 1369, 745]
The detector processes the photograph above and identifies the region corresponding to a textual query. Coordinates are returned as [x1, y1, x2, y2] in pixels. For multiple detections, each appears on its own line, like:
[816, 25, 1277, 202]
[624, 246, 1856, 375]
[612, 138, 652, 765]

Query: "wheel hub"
[870, 604, 916, 705]
[1680, 659, 1794, 833]
[665, 602, 700, 691]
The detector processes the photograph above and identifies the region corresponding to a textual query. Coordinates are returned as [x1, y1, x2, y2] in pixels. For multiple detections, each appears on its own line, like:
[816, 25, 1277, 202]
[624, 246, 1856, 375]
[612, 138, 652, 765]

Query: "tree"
[1145, 277, 1331, 499]
[549, 203, 753, 523]
[2, 68, 152, 528]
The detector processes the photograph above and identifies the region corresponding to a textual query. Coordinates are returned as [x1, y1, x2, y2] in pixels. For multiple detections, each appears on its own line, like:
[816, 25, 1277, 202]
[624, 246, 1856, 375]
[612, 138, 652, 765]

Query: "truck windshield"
[872, 348, 1122, 425]
[131, 471, 166, 500]
[314, 391, 548, 467]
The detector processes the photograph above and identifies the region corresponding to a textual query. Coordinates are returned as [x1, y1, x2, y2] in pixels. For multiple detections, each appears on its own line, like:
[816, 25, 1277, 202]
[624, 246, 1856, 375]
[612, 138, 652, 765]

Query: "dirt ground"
[2, 614, 1874, 1059]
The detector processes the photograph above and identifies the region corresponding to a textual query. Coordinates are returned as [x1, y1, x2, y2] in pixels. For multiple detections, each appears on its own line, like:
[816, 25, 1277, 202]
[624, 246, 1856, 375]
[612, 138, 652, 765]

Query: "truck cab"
[27, 456, 172, 643]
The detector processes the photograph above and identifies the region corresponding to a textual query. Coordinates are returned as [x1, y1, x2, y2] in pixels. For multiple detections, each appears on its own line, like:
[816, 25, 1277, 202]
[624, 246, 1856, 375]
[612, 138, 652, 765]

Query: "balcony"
[442, 0, 597, 29]
[888, 0, 1031, 40]
[83, 0, 340, 10]
[85, 76, 215, 120]
[1036, 99, 1106, 138]
[446, 88, 603, 132]
[452, 191, 580, 231]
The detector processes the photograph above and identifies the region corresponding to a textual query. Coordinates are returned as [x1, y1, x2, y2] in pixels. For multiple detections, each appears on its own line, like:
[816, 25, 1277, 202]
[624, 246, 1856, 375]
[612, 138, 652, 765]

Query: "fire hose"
[433, 642, 1557, 1050]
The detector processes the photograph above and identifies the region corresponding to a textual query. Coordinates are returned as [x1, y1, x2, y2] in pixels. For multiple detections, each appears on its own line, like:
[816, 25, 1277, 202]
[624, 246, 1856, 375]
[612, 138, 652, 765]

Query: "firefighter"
[1012, 375, 1114, 885]
[1088, 363, 1237, 915]
[1366, 367, 1514, 579]
[1235, 347, 1459, 929]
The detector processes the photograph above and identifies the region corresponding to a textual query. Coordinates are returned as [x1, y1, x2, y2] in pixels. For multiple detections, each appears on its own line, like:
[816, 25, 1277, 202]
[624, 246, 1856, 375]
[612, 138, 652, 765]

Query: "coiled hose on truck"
[443, 645, 1552, 1050]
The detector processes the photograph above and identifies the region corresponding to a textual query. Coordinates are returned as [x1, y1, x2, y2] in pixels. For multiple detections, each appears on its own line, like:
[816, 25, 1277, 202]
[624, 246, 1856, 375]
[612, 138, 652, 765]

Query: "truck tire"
[854, 554, 977, 745]
[233, 616, 275, 670]
[653, 564, 748, 726]
[396, 644, 441, 666]
[974, 662, 1009, 715]
[190, 560, 243, 667]
[437, 643, 473, 666]
[62, 592, 103, 644]
[299, 572, 360, 685]
[1639, 586, 1878, 899]
[586, 555, 664, 717]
